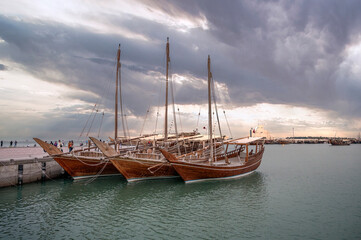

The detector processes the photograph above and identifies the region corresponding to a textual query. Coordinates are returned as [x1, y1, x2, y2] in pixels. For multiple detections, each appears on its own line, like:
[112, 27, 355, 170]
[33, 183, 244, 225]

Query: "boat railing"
[128, 152, 163, 160]
[76, 151, 104, 158]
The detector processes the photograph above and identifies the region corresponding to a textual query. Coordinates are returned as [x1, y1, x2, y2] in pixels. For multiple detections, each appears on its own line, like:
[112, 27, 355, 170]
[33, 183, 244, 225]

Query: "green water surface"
[0, 145, 360, 239]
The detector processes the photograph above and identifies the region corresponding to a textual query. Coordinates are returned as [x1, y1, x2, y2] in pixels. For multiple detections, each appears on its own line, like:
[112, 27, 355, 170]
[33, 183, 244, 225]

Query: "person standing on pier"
[58, 140, 63, 152]
[1, 140, 3, 147]
[14, 140, 17, 147]
[68, 140, 73, 152]
[10, 140, 13, 147]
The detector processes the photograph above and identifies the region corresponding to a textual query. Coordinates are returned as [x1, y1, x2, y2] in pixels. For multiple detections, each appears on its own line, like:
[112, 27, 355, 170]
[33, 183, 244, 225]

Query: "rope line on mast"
[79, 103, 97, 139]
[97, 112, 105, 138]
[223, 110, 233, 139]
[170, 71, 181, 155]
[168, 120, 173, 134]
[118, 60, 127, 140]
[154, 111, 160, 134]
[152, 43, 166, 136]
[210, 65, 227, 158]
[78, 47, 118, 141]
[211, 74, 223, 139]
[140, 108, 150, 136]
[178, 108, 183, 133]
[86, 108, 99, 137]
[124, 114, 130, 141]
[196, 107, 201, 131]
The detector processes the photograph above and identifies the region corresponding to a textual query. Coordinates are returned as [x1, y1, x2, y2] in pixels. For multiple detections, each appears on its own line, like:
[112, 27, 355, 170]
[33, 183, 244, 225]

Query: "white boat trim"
[72, 173, 123, 180]
[171, 159, 261, 172]
[127, 175, 180, 183]
[184, 171, 255, 184]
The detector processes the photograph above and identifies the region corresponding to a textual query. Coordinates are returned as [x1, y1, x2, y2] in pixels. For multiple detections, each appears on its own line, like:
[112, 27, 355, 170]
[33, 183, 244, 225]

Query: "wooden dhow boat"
[33, 138, 120, 179]
[90, 137, 178, 182]
[160, 55, 265, 183]
[160, 137, 265, 183]
[34, 44, 126, 179]
[330, 139, 351, 146]
[90, 134, 222, 182]
[89, 38, 177, 182]
[90, 38, 224, 182]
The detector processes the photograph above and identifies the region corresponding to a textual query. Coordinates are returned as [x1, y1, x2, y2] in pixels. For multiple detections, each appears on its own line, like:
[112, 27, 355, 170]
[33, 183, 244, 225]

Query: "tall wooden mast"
[119, 47, 127, 140]
[164, 37, 170, 141]
[115, 44, 120, 151]
[208, 55, 213, 162]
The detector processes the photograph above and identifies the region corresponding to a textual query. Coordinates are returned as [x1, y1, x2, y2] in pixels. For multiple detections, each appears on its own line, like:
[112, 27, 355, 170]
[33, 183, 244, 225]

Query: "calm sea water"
[0, 145, 360, 239]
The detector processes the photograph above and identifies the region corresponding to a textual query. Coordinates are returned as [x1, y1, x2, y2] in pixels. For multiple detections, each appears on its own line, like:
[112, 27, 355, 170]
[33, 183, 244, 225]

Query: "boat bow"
[89, 137, 119, 158]
[33, 138, 63, 155]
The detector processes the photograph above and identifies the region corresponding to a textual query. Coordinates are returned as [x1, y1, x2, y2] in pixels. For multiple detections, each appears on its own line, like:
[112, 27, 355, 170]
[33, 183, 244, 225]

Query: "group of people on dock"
[48, 140, 74, 152]
[1, 140, 18, 147]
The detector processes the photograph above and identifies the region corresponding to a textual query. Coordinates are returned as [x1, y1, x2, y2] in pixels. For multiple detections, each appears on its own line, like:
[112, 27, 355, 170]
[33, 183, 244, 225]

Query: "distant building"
[250, 125, 271, 139]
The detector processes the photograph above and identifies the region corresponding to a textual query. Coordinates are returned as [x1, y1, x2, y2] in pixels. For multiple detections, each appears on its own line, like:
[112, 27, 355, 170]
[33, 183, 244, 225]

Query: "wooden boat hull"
[169, 147, 264, 183]
[330, 141, 350, 146]
[110, 157, 178, 182]
[53, 156, 120, 179]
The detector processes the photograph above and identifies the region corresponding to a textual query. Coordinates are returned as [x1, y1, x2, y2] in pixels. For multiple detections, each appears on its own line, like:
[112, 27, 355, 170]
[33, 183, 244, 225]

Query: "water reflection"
[0, 172, 269, 239]
[2, 145, 361, 239]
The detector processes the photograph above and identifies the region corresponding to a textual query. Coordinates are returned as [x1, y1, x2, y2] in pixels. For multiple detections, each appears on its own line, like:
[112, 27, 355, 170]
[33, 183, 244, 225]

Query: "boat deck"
[182, 152, 247, 166]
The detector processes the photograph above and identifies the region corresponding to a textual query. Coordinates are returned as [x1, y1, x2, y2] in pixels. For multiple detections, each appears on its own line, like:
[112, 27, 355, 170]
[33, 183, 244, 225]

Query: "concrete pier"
[0, 157, 64, 188]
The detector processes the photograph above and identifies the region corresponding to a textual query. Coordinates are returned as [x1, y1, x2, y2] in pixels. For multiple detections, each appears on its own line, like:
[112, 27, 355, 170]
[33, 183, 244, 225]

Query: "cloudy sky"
[1, 0, 361, 140]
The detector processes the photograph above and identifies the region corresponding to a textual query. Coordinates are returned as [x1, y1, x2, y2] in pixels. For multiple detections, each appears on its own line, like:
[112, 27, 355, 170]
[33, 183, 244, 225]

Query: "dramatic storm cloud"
[0, 0, 360, 140]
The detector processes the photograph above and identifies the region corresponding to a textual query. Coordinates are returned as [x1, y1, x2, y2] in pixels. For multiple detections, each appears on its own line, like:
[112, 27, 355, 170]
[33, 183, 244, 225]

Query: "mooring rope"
[73, 153, 108, 167]
[84, 159, 110, 185]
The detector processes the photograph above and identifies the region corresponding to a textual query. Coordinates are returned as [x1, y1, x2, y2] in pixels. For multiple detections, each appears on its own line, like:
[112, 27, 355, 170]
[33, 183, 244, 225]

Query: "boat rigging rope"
[223, 110, 233, 139]
[178, 108, 183, 133]
[154, 111, 160, 134]
[118, 61, 128, 140]
[211, 75, 223, 139]
[140, 108, 150, 136]
[79, 51, 117, 140]
[153, 73, 164, 135]
[212, 72, 234, 140]
[168, 120, 173, 134]
[169, 62, 181, 155]
[210, 65, 226, 158]
[86, 108, 99, 137]
[196, 107, 201, 131]
[124, 114, 130, 141]
[79, 103, 97, 139]
[97, 112, 105, 138]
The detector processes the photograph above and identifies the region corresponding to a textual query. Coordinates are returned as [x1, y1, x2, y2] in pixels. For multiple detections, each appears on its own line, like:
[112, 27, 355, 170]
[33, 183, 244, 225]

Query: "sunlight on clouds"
[0, 0, 151, 41]
[223, 103, 353, 137]
[342, 39, 361, 79]
[0, 0, 208, 40]
[0, 61, 96, 117]
[139, 103, 354, 138]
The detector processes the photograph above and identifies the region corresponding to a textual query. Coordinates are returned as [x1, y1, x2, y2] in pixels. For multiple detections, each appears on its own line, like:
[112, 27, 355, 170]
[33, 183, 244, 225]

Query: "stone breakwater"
[0, 147, 64, 188]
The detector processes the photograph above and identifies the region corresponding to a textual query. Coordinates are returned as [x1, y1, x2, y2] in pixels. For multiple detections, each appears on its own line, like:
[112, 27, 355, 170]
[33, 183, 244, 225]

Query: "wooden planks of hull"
[110, 158, 178, 182]
[168, 147, 264, 183]
[54, 156, 120, 179]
